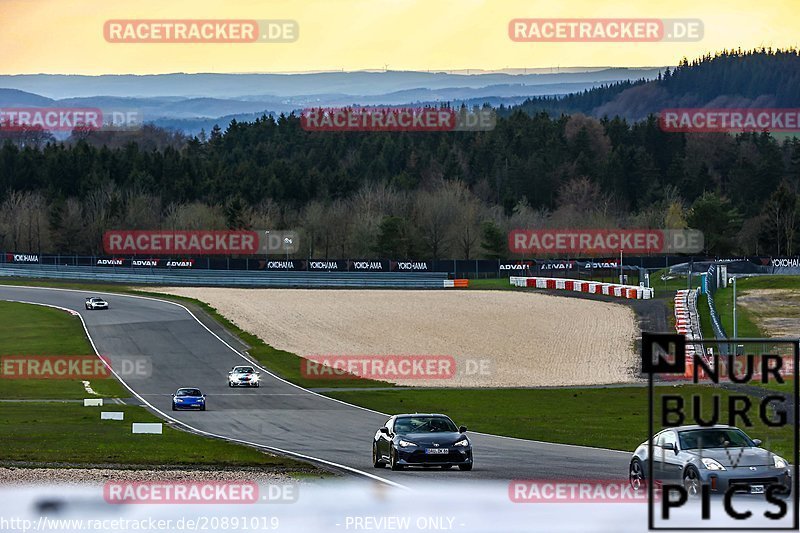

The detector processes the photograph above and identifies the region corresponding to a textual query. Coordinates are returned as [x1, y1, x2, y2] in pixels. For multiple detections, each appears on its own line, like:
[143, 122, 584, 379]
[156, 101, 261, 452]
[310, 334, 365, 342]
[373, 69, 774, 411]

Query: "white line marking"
[81, 380, 98, 395]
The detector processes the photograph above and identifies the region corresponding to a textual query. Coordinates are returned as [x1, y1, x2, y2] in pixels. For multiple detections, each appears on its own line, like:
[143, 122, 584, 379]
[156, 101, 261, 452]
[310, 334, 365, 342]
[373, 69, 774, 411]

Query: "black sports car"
[373, 413, 473, 471]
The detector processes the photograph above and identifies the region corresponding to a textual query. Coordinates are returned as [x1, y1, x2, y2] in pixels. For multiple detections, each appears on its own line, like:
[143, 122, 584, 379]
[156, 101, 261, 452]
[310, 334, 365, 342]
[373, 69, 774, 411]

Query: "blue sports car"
[171, 388, 206, 411]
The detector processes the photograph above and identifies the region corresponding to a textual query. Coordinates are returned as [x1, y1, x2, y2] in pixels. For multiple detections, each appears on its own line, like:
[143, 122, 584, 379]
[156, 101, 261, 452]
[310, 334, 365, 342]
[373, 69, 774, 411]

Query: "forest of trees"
[1, 49, 799, 259]
[509, 48, 800, 120]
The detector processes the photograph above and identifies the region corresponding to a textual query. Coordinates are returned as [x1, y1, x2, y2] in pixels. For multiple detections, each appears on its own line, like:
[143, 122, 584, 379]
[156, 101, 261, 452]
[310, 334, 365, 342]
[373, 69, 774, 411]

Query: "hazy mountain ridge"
[0, 69, 661, 133]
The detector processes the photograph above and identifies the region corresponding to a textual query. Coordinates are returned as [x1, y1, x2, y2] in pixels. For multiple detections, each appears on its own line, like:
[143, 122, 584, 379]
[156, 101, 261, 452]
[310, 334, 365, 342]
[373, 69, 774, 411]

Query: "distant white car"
[85, 296, 109, 310]
[228, 365, 260, 387]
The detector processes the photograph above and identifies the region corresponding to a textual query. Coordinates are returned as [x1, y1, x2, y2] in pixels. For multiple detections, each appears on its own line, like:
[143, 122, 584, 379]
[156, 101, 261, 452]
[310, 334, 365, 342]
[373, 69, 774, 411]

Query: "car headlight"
[250, 375, 259, 382]
[454, 438, 470, 447]
[701, 458, 726, 471]
[398, 440, 417, 448]
[175, 398, 183, 403]
[198, 397, 205, 402]
[773, 455, 788, 469]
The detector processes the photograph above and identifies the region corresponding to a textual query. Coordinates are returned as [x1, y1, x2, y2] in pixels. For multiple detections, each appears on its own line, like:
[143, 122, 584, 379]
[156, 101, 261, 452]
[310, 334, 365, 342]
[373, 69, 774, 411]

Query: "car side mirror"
[662, 443, 677, 453]
[202, 395, 207, 398]
[459, 426, 467, 433]
[379, 427, 389, 435]
[753, 439, 762, 447]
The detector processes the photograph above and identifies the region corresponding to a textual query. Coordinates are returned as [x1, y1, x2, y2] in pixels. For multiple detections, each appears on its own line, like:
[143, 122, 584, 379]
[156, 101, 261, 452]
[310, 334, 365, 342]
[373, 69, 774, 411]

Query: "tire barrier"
[508, 276, 653, 299]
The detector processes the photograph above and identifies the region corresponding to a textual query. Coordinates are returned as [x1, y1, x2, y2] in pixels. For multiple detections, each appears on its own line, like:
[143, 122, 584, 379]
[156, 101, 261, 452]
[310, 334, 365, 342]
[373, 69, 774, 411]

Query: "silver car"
[630, 425, 791, 496]
[227, 365, 261, 388]
[85, 296, 109, 310]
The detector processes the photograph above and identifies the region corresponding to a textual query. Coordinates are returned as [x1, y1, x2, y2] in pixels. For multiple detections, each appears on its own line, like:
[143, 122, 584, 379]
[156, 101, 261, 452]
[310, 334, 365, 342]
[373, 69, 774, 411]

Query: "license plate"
[425, 448, 449, 454]
[750, 485, 765, 494]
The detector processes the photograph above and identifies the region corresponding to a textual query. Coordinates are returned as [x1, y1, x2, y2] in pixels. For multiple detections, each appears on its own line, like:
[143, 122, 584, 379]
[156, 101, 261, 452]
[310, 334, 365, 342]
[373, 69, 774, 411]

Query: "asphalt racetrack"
[0, 285, 630, 488]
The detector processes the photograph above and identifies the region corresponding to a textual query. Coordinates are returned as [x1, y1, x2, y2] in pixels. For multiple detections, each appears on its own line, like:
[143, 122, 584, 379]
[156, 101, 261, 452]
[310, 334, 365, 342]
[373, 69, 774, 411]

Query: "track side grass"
[0, 298, 320, 472]
[0, 403, 310, 468]
[0, 301, 127, 399]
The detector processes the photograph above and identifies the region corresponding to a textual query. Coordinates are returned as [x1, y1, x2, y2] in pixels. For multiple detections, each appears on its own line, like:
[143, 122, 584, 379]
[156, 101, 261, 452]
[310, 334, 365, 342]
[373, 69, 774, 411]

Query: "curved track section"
[0, 285, 630, 487]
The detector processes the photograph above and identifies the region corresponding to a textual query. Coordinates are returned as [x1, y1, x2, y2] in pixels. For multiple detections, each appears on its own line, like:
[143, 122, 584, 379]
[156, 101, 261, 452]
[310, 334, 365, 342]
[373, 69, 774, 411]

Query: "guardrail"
[705, 265, 729, 352]
[0, 263, 458, 289]
[508, 276, 653, 299]
[675, 288, 705, 377]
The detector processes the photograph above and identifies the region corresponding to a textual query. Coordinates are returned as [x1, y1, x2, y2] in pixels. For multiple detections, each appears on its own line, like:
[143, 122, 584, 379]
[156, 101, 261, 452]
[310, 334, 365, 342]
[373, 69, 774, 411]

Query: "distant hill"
[0, 69, 661, 135]
[511, 49, 800, 121]
[0, 68, 662, 99]
[0, 88, 55, 107]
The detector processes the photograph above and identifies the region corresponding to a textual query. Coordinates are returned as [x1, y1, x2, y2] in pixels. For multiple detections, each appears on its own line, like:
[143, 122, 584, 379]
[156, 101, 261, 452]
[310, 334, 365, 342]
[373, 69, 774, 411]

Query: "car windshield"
[176, 389, 202, 397]
[234, 367, 254, 373]
[394, 416, 458, 434]
[679, 429, 754, 449]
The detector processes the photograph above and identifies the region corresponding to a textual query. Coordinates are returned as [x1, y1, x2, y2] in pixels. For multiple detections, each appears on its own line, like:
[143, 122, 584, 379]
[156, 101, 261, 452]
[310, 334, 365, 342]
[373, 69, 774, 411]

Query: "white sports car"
[85, 296, 109, 310]
[228, 365, 261, 387]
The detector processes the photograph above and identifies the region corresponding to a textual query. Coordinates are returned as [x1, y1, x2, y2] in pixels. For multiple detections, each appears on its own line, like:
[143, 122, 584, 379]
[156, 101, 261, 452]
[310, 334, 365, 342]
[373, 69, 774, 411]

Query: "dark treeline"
[1, 50, 800, 259]
[508, 48, 800, 120]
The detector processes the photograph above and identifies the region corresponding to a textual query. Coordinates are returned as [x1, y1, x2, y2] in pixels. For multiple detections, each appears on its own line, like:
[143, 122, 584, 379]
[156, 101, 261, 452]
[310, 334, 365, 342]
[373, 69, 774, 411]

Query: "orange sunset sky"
[0, 0, 796, 74]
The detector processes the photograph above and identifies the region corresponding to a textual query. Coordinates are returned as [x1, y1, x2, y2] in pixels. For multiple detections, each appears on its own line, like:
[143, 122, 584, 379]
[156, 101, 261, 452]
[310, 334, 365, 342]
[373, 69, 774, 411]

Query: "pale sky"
[0, 0, 796, 74]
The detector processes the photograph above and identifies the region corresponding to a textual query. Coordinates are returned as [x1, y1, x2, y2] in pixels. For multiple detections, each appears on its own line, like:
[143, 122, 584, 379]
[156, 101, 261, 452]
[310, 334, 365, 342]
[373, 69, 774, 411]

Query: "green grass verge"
[326, 386, 795, 458]
[467, 278, 514, 290]
[0, 403, 312, 469]
[0, 292, 322, 472]
[0, 301, 127, 399]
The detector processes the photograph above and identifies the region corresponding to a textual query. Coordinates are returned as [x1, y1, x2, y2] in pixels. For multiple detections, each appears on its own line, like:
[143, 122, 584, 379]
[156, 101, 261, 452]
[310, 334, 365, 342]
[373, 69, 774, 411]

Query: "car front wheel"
[683, 467, 701, 497]
[629, 459, 646, 491]
[390, 448, 403, 471]
[458, 463, 473, 471]
[372, 444, 384, 468]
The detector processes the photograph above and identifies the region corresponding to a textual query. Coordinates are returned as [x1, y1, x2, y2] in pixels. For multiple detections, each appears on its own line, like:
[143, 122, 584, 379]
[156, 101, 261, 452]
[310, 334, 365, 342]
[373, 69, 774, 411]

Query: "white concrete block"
[132, 423, 163, 434]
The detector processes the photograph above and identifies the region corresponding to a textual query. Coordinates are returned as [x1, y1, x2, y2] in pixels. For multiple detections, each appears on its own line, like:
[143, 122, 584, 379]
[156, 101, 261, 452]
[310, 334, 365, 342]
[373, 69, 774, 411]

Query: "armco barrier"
[509, 276, 653, 299]
[0, 264, 451, 289]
